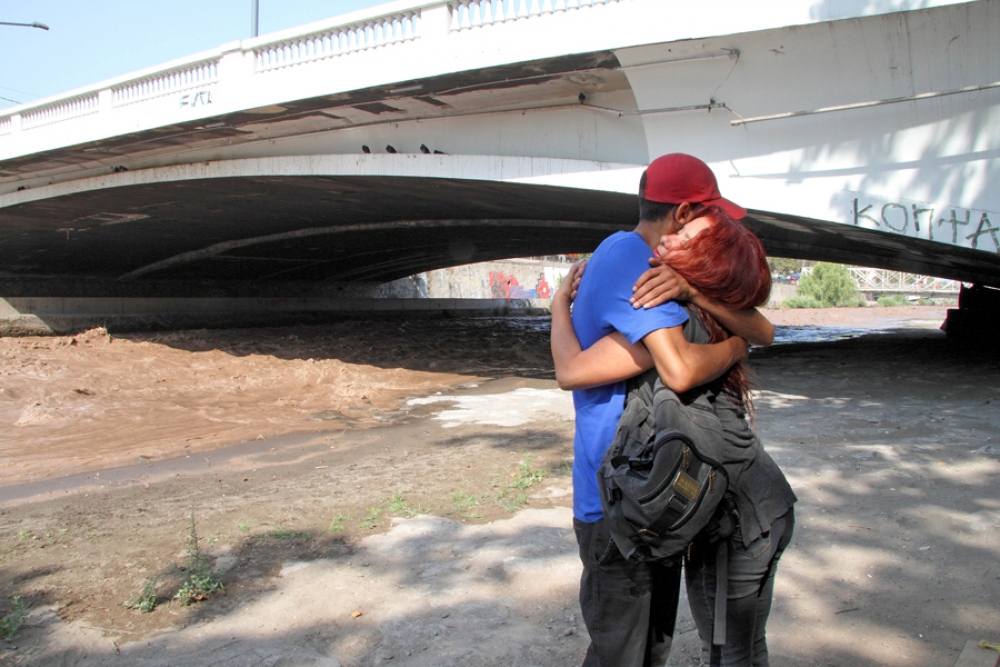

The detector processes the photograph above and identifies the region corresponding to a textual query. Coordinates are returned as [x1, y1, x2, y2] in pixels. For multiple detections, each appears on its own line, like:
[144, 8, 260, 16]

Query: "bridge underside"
[2, 175, 999, 297]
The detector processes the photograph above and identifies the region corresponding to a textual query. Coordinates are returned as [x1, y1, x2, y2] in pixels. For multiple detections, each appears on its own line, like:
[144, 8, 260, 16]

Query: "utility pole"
[251, 0, 259, 37]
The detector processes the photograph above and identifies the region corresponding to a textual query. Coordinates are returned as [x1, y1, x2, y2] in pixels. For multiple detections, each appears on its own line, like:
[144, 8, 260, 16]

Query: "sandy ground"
[1, 306, 999, 667]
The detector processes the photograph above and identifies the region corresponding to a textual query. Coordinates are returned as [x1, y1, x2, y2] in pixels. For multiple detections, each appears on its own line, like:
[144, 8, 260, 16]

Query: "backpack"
[598, 369, 734, 563]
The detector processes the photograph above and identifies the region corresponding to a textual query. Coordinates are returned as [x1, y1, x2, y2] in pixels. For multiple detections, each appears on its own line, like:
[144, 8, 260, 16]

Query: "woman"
[551, 207, 796, 667]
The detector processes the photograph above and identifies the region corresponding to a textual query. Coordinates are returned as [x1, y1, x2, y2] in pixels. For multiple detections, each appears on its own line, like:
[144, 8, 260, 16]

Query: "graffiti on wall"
[848, 192, 999, 253]
[179, 90, 213, 109]
[489, 271, 552, 299]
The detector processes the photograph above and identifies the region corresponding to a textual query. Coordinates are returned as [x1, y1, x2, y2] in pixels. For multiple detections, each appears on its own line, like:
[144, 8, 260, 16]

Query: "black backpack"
[598, 369, 734, 563]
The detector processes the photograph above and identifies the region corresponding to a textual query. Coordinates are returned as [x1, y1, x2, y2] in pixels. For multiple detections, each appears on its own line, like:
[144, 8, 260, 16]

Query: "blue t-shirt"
[571, 231, 688, 522]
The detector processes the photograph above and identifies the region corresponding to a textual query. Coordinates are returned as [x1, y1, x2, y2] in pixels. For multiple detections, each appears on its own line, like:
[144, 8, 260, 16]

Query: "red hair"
[657, 206, 771, 413]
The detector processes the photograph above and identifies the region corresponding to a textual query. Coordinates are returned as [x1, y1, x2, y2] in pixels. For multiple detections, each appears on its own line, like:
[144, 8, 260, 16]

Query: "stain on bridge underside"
[3, 175, 999, 294]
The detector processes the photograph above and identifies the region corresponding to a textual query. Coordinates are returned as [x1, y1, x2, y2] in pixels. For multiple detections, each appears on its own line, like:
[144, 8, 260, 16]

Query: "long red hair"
[656, 206, 771, 414]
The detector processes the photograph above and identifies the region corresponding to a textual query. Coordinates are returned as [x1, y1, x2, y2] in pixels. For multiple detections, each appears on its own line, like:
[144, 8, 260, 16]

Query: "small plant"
[450, 492, 483, 519]
[124, 578, 159, 613]
[236, 520, 253, 533]
[488, 457, 547, 513]
[386, 491, 415, 517]
[510, 456, 546, 489]
[450, 492, 479, 512]
[174, 512, 224, 606]
[496, 489, 530, 513]
[0, 596, 26, 639]
[359, 506, 382, 530]
[329, 514, 348, 532]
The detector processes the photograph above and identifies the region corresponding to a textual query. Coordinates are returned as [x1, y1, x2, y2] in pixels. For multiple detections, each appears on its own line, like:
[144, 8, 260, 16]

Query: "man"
[551, 154, 774, 666]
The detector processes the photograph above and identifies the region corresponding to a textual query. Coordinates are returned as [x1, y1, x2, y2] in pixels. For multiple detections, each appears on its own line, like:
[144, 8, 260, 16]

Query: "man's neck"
[634, 219, 669, 250]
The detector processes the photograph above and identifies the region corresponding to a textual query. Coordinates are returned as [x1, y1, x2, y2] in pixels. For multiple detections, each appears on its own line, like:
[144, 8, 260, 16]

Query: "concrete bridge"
[1, 0, 998, 331]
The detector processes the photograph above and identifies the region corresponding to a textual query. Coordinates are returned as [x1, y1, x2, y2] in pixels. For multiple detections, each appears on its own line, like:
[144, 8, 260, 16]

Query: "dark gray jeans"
[575, 517, 681, 667]
[686, 509, 795, 667]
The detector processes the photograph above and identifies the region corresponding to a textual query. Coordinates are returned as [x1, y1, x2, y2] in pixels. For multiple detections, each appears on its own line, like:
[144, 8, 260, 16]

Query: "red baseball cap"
[640, 153, 746, 220]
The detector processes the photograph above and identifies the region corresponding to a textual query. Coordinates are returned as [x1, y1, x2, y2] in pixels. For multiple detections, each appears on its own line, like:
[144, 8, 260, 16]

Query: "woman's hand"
[630, 256, 696, 310]
[555, 260, 586, 303]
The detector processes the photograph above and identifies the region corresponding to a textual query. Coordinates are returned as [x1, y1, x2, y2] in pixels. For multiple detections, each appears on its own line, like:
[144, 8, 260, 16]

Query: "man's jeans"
[686, 509, 795, 667]
[575, 517, 681, 667]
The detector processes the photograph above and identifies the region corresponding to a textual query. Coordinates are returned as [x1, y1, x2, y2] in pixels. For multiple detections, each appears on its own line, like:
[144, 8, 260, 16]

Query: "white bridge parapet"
[0, 0, 974, 159]
[0, 0, 634, 157]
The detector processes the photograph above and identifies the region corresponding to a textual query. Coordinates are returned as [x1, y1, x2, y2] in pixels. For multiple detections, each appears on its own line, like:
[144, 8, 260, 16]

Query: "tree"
[796, 262, 861, 307]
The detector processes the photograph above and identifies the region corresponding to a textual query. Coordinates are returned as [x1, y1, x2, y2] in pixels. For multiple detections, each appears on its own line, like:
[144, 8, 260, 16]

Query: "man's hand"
[630, 258, 695, 309]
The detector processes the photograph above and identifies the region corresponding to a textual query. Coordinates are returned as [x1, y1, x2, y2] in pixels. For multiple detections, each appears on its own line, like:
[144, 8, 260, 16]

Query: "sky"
[0, 1, 390, 109]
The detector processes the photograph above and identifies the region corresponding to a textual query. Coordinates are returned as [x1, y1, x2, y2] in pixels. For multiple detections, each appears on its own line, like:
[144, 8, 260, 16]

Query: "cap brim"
[708, 197, 747, 220]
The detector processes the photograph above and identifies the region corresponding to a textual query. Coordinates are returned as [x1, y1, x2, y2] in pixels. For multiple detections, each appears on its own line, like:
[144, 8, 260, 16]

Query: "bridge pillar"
[944, 284, 1000, 344]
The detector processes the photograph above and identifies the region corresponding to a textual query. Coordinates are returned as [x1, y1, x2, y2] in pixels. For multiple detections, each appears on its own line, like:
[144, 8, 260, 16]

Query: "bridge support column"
[944, 284, 1000, 344]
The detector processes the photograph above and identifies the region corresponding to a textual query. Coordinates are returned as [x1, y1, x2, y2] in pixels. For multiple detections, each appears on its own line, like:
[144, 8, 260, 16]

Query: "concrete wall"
[420, 258, 573, 299]
[767, 283, 798, 308]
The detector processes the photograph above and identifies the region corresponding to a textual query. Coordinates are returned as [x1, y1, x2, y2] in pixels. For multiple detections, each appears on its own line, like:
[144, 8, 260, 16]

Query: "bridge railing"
[113, 59, 220, 107]
[848, 267, 962, 294]
[0, 0, 627, 153]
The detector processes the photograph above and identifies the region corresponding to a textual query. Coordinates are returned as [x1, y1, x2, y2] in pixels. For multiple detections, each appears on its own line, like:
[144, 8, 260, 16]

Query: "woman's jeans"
[686, 508, 795, 667]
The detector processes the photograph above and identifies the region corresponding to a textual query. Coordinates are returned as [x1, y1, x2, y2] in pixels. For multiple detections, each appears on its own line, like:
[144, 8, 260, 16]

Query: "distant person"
[550, 153, 789, 666]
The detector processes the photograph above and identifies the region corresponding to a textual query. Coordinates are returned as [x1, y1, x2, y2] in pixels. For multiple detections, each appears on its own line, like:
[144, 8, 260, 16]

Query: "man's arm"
[630, 261, 774, 346]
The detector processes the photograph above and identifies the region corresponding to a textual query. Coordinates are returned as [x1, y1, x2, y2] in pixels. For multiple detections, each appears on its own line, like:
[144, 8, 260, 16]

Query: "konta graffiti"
[851, 197, 999, 253]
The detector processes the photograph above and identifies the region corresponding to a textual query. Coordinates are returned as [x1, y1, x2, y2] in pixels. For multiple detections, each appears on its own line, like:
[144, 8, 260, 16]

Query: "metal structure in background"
[848, 268, 962, 296]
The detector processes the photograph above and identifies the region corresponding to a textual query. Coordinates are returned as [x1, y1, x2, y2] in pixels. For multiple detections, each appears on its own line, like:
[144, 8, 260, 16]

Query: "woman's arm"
[630, 260, 775, 347]
[550, 262, 748, 391]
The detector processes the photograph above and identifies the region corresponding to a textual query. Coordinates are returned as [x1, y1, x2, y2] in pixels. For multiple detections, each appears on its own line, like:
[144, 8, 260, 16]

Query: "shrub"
[877, 294, 910, 307]
[797, 263, 861, 307]
[783, 296, 824, 309]
[0, 596, 26, 639]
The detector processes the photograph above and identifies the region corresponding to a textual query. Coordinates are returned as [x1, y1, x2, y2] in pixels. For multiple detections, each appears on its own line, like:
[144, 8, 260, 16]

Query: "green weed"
[359, 506, 382, 530]
[450, 492, 479, 512]
[124, 578, 159, 613]
[174, 513, 224, 606]
[0, 596, 26, 639]
[510, 456, 546, 489]
[496, 489, 530, 513]
[329, 514, 348, 532]
[386, 491, 415, 517]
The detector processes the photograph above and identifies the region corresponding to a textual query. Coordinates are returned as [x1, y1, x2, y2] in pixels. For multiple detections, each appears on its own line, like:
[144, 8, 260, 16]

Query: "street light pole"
[0, 21, 49, 30]
[251, 0, 259, 38]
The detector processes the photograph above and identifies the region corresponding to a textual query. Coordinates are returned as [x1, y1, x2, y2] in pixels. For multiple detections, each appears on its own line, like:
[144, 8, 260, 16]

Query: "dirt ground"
[1, 306, 998, 667]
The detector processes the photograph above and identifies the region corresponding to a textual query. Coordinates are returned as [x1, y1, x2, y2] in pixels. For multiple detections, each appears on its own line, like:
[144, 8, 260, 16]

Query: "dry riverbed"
[1, 306, 998, 667]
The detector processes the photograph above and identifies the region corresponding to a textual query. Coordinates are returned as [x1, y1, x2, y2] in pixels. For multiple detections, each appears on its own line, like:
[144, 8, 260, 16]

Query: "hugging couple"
[550, 153, 796, 667]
